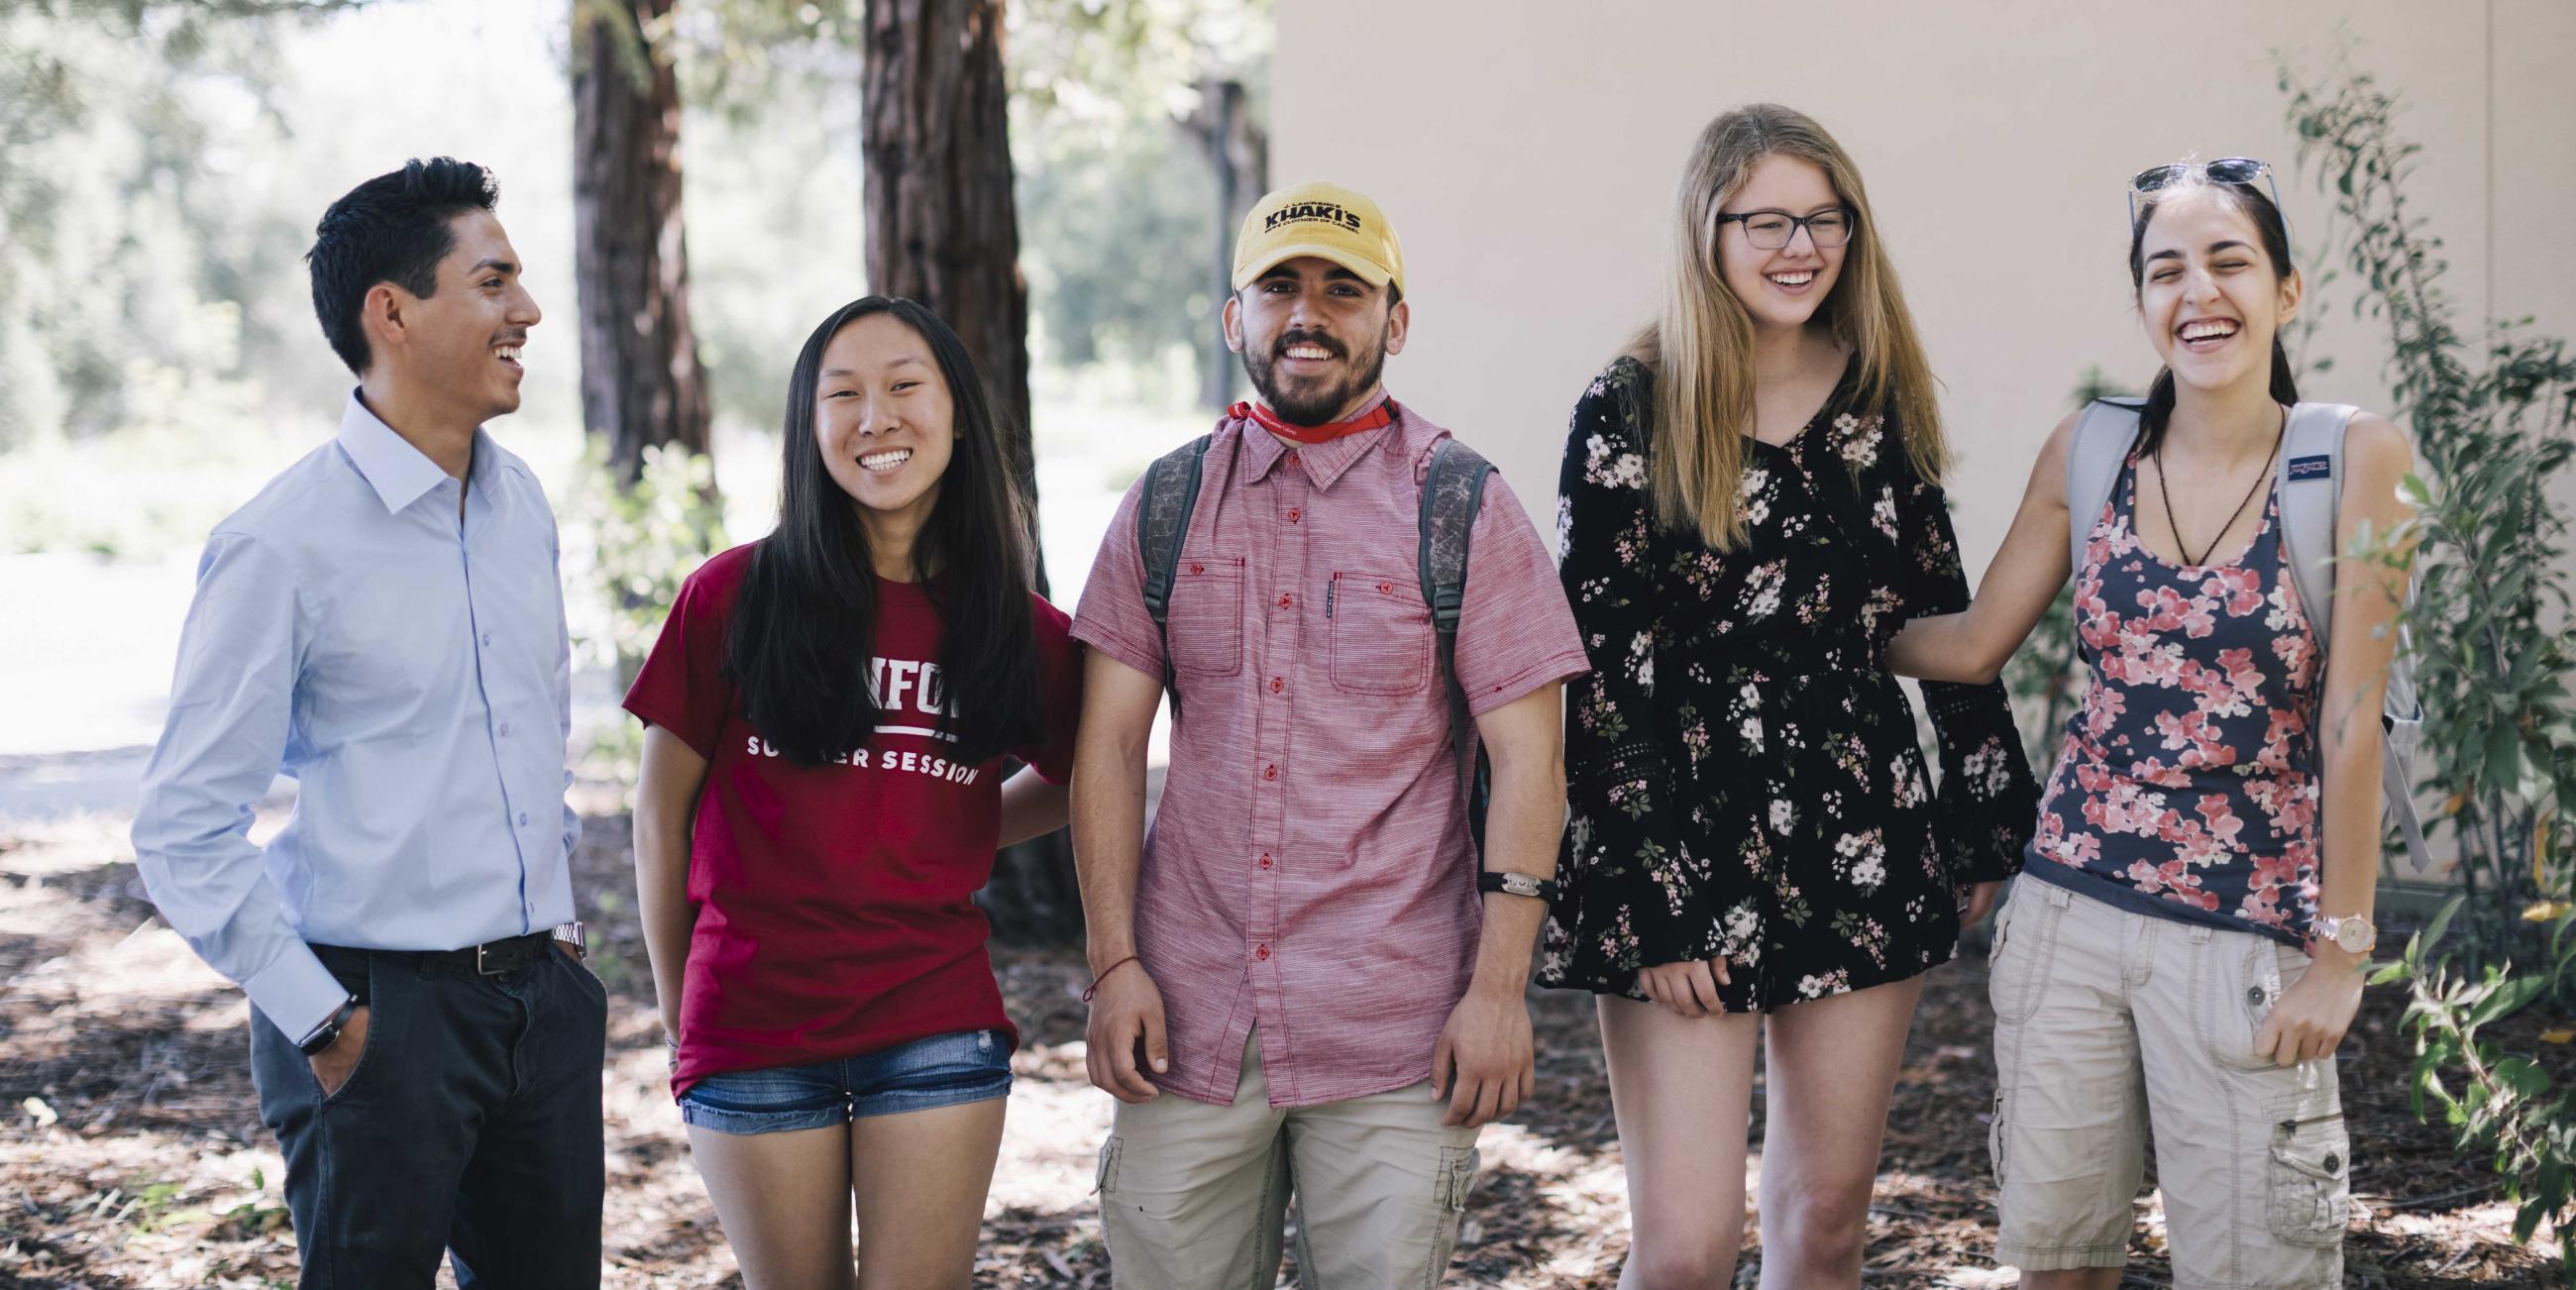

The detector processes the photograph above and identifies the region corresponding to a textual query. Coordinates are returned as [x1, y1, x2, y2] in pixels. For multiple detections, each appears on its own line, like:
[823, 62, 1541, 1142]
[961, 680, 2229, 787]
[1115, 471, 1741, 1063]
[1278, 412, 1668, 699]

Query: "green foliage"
[2283, 49, 2576, 1272]
[562, 441, 727, 696]
[0, 4, 335, 452]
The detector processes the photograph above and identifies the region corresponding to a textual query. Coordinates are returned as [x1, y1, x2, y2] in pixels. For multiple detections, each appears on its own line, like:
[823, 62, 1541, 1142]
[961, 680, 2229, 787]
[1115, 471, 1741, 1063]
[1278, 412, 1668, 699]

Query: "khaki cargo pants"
[1096, 1029, 1481, 1289]
[1987, 879, 2350, 1287]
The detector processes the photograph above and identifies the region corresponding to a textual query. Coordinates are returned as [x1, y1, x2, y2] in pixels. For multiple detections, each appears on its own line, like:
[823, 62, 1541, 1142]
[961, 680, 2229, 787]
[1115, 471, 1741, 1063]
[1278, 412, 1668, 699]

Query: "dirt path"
[0, 789, 2559, 1288]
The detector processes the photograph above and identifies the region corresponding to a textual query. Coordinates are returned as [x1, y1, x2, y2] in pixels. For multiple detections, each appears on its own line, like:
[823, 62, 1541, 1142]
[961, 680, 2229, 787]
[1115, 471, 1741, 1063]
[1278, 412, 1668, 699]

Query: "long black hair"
[724, 296, 1042, 766]
[2125, 177, 2301, 457]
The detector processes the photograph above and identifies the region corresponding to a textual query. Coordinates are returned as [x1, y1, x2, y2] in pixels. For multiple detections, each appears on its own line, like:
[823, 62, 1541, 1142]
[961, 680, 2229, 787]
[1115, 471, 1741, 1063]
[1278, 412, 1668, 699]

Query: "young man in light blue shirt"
[132, 157, 604, 1288]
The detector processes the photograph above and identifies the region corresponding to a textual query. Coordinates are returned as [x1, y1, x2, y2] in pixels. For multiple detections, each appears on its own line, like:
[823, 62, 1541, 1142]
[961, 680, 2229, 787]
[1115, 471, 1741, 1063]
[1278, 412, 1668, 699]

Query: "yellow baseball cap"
[1231, 180, 1406, 297]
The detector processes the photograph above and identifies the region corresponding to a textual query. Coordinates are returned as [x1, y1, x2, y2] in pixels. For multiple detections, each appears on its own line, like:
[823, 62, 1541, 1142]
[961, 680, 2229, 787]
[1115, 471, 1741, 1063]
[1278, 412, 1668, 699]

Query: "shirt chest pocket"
[1329, 572, 1432, 696]
[1168, 554, 1244, 677]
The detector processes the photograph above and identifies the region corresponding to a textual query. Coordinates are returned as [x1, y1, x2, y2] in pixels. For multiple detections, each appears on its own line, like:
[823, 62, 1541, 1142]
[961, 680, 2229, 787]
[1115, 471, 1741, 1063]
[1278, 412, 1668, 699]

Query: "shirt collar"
[334, 390, 481, 514]
[1237, 391, 1398, 491]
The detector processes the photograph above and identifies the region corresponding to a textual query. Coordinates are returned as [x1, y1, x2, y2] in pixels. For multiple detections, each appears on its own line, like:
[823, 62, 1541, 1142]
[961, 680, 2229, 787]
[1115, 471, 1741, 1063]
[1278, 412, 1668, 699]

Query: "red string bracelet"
[1082, 954, 1142, 1002]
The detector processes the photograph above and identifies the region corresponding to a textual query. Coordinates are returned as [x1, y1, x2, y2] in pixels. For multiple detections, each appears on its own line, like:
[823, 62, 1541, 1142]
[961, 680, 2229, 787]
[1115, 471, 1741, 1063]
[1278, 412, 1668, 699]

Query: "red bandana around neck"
[1233, 395, 1396, 446]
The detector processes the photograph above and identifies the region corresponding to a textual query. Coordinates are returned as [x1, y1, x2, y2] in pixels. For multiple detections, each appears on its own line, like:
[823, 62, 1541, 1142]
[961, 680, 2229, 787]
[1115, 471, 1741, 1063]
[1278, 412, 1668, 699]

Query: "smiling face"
[2133, 186, 2301, 396]
[1224, 256, 1409, 425]
[813, 312, 957, 534]
[393, 210, 540, 423]
[1715, 154, 1848, 336]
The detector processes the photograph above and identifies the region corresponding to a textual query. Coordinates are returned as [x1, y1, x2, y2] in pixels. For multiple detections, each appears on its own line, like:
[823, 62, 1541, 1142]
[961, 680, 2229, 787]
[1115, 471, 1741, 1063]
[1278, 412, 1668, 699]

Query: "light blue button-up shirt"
[133, 393, 581, 1041]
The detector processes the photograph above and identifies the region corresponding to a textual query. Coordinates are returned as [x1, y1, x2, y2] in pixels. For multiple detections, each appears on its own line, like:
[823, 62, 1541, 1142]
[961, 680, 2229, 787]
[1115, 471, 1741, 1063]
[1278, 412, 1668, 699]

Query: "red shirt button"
[1270, 677, 1284, 694]
[1254, 943, 1271, 961]
[1287, 451, 1301, 467]
[1277, 592, 1292, 608]
[1263, 765, 1277, 781]
[1377, 582, 1394, 594]
[1287, 508, 1302, 523]
[1259, 854, 1273, 870]
[1190, 562, 1205, 575]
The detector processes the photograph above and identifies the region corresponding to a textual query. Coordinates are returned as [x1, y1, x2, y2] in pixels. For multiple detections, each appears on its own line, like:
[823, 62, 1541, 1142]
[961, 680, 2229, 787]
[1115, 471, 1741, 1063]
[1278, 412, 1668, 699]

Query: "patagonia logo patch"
[2287, 455, 2333, 482]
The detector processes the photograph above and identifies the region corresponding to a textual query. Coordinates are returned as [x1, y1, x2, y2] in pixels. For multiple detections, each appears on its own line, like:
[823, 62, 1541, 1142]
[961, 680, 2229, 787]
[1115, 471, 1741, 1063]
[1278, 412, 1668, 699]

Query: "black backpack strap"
[1419, 436, 1495, 857]
[1135, 433, 1214, 718]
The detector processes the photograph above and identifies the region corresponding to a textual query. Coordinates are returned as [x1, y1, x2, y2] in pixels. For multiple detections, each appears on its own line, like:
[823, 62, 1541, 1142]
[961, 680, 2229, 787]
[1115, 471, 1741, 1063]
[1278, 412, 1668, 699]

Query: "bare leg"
[687, 1123, 858, 1290]
[849, 1098, 1008, 1290]
[1755, 975, 1925, 1289]
[1598, 993, 1762, 1289]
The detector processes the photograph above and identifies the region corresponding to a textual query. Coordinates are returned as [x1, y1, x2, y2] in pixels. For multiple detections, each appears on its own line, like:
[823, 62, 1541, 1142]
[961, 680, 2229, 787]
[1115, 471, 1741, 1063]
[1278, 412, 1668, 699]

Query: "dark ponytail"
[2126, 176, 2301, 457]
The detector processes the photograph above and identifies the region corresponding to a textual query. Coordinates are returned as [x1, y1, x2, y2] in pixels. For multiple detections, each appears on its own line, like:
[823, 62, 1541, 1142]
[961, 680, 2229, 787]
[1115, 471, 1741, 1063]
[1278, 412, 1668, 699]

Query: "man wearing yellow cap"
[1067, 182, 1590, 1286]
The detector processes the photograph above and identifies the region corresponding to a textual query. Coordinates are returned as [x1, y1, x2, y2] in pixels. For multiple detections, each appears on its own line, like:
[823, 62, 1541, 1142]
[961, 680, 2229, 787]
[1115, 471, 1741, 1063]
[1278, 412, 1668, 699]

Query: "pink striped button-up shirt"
[1073, 399, 1588, 1108]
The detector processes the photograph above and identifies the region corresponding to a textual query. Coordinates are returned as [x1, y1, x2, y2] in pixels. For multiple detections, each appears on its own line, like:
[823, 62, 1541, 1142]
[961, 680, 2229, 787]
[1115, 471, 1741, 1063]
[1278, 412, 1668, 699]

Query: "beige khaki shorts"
[1987, 879, 2350, 1288]
[1096, 1028, 1481, 1289]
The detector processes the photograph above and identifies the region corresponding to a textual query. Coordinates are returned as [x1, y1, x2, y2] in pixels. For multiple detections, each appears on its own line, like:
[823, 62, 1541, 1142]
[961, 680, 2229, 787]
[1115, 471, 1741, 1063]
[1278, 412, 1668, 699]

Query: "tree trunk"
[862, 0, 1080, 943]
[1188, 76, 1266, 411]
[572, 0, 711, 486]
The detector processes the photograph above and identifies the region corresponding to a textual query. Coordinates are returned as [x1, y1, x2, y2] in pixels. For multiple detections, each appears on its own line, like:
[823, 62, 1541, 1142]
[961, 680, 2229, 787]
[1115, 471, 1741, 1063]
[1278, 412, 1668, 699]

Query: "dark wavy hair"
[2124, 177, 2301, 457]
[307, 158, 499, 376]
[724, 297, 1042, 766]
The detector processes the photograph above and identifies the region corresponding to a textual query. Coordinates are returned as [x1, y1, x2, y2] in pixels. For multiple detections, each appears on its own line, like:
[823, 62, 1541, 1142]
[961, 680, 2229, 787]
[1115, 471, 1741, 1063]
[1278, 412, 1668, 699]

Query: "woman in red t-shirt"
[624, 296, 1081, 1289]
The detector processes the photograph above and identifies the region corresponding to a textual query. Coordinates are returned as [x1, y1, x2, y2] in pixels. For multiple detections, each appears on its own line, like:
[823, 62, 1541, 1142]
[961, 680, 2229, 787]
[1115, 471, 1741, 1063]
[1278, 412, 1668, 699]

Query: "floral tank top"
[2022, 453, 2324, 946]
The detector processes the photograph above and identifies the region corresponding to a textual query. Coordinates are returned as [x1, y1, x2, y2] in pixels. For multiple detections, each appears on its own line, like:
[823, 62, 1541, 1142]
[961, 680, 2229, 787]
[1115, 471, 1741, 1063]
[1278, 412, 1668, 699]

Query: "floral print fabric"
[1537, 355, 2039, 1011]
[2023, 454, 2323, 947]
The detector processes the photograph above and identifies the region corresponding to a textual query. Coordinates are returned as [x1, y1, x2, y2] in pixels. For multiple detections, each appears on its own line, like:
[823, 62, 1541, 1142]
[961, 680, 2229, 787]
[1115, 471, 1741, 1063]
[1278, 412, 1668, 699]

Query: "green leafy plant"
[560, 441, 727, 773]
[2283, 48, 2576, 1270]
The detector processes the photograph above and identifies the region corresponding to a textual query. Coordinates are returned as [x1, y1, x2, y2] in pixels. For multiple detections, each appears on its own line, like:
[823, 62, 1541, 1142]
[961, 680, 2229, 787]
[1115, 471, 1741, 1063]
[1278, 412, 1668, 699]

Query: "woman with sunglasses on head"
[623, 297, 1082, 1289]
[1885, 160, 2415, 1286]
[1539, 103, 2040, 1287]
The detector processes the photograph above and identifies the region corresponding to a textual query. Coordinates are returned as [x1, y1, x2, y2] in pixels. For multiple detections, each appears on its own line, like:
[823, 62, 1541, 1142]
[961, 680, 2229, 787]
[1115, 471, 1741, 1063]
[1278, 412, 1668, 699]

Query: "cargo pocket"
[1425, 1144, 1481, 1287]
[2205, 935, 2291, 1071]
[1093, 1134, 1123, 1197]
[2265, 1090, 2350, 1248]
[1986, 1090, 2009, 1189]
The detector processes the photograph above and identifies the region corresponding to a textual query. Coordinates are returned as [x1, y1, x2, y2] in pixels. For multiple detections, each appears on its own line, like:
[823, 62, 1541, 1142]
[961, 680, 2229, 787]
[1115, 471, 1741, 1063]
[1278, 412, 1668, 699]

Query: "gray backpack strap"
[1420, 435, 1495, 857]
[1135, 433, 1215, 719]
[2275, 401, 2432, 874]
[2065, 398, 2146, 576]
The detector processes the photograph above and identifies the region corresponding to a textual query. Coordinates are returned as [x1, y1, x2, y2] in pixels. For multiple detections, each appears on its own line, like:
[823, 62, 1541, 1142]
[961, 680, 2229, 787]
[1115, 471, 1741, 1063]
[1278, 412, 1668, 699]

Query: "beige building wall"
[1268, 0, 2576, 572]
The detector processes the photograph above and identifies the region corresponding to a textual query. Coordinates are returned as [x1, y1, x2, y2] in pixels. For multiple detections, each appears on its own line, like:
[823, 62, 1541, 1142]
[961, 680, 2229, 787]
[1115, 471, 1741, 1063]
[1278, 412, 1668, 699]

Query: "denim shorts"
[678, 1029, 1013, 1135]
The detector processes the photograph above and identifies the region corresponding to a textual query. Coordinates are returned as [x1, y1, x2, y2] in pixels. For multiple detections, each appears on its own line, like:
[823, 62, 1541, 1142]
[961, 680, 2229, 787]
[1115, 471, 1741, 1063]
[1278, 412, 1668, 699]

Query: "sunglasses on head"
[2125, 158, 2291, 255]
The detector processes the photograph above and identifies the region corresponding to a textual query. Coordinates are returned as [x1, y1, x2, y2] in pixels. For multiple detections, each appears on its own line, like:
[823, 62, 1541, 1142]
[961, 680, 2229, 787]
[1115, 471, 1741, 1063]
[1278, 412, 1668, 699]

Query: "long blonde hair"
[1632, 104, 1948, 550]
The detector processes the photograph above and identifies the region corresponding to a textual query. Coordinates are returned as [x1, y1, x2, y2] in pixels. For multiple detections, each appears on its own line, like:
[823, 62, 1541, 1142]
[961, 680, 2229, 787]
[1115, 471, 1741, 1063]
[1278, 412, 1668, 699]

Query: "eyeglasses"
[2127, 158, 2291, 252]
[1716, 207, 1855, 251]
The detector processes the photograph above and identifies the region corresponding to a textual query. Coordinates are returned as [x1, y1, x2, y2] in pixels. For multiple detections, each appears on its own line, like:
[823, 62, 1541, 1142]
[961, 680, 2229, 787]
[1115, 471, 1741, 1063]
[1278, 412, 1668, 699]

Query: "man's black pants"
[249, 941, 607, 1288]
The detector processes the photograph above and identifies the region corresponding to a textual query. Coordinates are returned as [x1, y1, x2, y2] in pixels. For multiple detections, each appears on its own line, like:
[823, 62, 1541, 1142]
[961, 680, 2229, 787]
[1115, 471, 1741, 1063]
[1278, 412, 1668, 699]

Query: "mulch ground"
[0, 789, 2563, 1288]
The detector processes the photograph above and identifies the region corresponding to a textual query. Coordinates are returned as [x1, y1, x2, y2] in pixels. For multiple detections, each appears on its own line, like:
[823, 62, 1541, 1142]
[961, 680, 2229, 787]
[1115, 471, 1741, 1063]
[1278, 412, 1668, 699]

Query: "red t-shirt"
[622, 542, 1081, 1096]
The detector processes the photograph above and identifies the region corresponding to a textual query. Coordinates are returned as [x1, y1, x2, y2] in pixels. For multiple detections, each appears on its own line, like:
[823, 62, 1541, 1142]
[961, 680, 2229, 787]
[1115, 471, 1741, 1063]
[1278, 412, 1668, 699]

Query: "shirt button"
[517, 811, 530, 826]
[1263, 765, 1277, 782]
[1277, 592, 1292, 608]
[497, 722, 511, 736]
[1190, 561, 1205, 575]
[480, 632, 492, 648]
[1287, 507, 1302, 523]
[1258, 854, 1273, 870]
[1270, 677, 1284, 695]
[1254, 943, 1271, 961]
[1286, 451, 1301, 467]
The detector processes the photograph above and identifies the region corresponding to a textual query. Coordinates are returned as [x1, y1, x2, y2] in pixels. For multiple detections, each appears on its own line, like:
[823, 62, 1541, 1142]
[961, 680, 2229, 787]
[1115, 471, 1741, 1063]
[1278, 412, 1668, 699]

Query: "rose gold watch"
[2312, 913, 2378, 956]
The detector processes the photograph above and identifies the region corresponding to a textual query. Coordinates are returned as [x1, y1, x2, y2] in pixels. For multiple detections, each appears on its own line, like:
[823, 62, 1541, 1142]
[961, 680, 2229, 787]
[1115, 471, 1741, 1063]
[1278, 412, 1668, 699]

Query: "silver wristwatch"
[2312, 913, 2378, 955]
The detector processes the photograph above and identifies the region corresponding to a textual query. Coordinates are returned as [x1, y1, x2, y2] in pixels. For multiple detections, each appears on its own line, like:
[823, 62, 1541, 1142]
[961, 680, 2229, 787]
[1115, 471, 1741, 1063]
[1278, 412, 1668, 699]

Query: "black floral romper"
[1536, 355, 2040, 1011]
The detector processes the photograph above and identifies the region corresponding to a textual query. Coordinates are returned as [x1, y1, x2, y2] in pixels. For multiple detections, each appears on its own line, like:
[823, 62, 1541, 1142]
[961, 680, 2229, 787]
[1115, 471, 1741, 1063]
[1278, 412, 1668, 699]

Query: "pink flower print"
[2195, 794, 2244, 845]
[2203, 566, 2265, 616]
[2135, 585, 2191, 632]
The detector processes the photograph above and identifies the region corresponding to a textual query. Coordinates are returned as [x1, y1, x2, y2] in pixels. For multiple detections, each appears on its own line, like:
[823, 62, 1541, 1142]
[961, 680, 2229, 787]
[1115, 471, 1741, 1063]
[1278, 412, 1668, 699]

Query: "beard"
[1242, 325, 1389, 426]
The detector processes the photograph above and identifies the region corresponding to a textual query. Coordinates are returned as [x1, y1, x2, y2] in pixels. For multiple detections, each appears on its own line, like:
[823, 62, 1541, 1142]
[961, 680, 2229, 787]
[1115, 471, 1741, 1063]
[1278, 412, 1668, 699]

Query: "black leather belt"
[398, 929, 560, 976]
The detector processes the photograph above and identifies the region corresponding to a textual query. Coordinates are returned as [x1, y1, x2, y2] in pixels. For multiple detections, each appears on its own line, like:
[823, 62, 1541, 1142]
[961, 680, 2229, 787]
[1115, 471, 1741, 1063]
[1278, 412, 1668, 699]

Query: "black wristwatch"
[1477, 871, 1561, 905]
[298, 996, 360, 1057]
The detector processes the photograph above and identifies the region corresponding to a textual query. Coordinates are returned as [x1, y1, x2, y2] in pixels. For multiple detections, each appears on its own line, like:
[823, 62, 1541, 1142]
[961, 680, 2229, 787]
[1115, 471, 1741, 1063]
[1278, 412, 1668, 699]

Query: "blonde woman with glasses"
[1538, 104, 2039, 1286]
